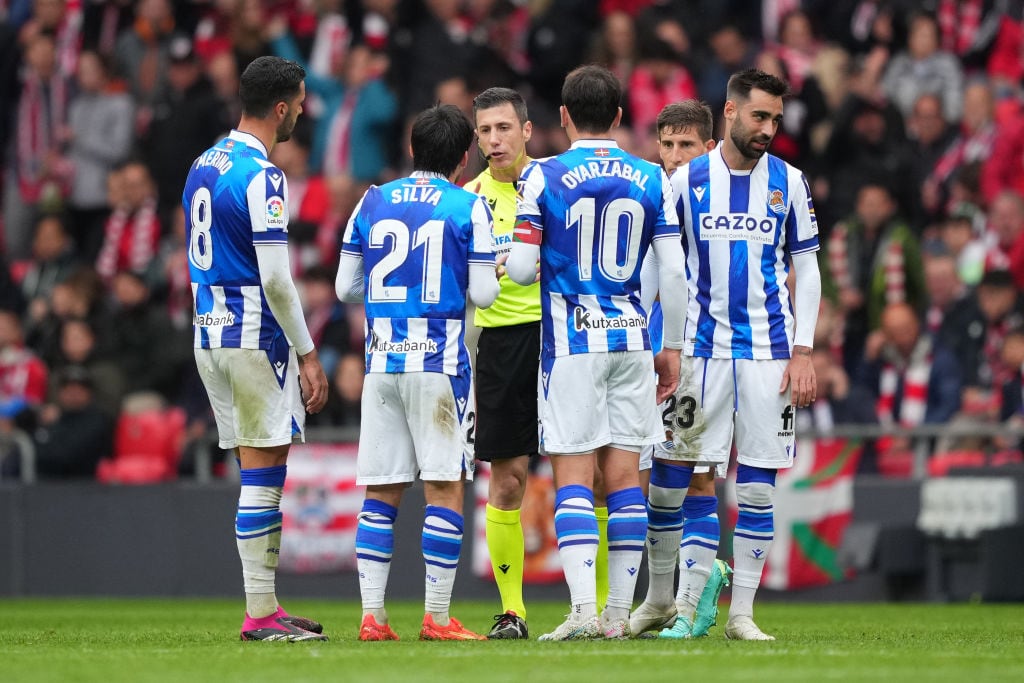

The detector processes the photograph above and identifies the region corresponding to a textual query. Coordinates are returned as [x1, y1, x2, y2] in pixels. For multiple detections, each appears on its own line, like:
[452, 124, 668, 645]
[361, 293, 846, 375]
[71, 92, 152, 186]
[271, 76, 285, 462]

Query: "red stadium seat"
[96, 407, 186, 484]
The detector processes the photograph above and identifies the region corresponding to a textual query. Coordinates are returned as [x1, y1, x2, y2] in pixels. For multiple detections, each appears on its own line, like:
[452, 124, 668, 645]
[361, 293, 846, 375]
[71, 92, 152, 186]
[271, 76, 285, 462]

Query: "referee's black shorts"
[474, 321, 540, 461]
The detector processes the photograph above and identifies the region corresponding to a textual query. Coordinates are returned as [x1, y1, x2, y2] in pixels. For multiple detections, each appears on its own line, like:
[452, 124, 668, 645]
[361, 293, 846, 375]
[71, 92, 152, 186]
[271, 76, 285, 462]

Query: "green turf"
[2, 599, 1023, 682]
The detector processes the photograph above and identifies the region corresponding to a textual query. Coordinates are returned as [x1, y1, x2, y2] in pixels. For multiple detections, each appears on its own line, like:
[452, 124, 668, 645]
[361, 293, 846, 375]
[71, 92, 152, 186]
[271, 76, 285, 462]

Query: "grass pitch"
[2, 599, 1023, 683]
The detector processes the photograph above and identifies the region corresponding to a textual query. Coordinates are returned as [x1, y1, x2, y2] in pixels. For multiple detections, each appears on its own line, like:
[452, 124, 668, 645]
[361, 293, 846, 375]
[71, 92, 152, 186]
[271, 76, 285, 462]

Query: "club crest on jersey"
[767, 189, 785, 214]
[266, 197, 286, 227]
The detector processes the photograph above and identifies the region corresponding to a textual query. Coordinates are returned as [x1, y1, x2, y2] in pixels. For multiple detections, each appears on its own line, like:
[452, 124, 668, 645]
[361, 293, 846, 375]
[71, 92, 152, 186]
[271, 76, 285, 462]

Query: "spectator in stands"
[697, 23, 758, 117]
[298, 265, 353, 380]
[20, 213, 79, 323]
[107, 269, 189, 401]
[32, 365, 114, 479]
[996, 327, 1024, 456]
[983, 190, 1024, 289]
[941, 269, 1024, 424]
[3, 27, 73, 261]
[268, 18, 397, 213]
[827, 183, 926, 375]
[905, 93, 957, 229]
[51, 317, 124, 418]
[923, 252, 969, 343]
[590, 10, 638, 91]
[882, 10, 964, 123]
[857, 302, 962, 471]
[773, 8, 822, 95]
[628, 37, 697, 150]
[936, 203, 987, 287]
[307, 351, 363, 430]
[141, 34, 230, 222]
[0, 307, 48, 434]
[114, 0, 177, 116]
[65, 48, 135, 261]
[25, 266, 110, 365]
[821, 52, 914, 224]
[94, 161, 162, 285]
[926, 79, 996, 220]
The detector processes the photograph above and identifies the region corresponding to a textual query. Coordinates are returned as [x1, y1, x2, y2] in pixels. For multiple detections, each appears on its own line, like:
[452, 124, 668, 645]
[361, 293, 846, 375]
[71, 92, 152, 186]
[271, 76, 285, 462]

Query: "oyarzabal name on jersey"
[193, 149, 234, 175]
[573, 307, 646, 332]
[195, 312, 237, 326]
[561, 160, 649, 190]
[700, 213, 776, 245]
[369, 337, 439, 354]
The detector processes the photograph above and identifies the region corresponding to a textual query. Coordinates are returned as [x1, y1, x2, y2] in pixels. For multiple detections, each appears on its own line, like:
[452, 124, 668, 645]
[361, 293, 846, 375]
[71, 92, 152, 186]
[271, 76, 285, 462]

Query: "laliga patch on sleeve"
[266, 196, 286, 228]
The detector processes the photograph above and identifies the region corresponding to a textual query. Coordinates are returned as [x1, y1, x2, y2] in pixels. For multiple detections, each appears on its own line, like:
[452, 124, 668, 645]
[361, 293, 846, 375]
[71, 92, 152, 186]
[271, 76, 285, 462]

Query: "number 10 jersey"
[514, 139, 681, 360]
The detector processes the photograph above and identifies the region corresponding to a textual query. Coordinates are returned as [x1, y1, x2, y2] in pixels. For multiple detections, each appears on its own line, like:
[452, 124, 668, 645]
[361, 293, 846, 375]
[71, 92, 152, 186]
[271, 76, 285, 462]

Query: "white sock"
[236, 466, 286, 618]
[356, 499, 397, 612]
[423, 505, 464, 624]
[554, 485, 599, 619]
[605, 487, 648, 614]
[729, 473, 776, 620]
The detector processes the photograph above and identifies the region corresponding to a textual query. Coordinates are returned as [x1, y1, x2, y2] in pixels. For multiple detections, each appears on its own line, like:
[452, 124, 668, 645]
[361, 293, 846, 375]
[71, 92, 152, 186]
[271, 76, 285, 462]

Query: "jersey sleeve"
[652, 167, 681, 241]
[340, 188, 371, 257]
[513, 161, 544, 245]
[247, 164, 289, 246]
[468, 195, 496, 266]
[785, 172, 820, 255]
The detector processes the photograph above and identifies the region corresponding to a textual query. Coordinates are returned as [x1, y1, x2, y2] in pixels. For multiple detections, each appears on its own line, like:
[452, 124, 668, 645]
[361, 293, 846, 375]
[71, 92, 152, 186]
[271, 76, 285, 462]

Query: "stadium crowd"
[1, 0, 1023, 480]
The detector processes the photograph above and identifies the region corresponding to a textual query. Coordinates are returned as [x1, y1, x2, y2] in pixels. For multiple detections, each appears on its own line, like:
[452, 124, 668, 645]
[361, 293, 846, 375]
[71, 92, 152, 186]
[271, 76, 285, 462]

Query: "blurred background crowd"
[0, 0, 1023, 481]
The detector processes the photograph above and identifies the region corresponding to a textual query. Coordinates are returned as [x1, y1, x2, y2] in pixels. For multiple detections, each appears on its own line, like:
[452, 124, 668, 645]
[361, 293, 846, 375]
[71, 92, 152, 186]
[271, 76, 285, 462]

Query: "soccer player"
[506, 64, 687, 640]
[183, 55, 330, 642]
[467, 87, 538, 640]
[335, 104, 499, 642]
[632, 100, 734, 640]
[632, 69, 821, 641]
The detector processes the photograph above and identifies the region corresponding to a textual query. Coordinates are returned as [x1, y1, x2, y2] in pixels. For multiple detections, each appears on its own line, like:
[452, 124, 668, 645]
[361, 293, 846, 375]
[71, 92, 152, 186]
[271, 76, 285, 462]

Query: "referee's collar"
[228, 130, 268, 158]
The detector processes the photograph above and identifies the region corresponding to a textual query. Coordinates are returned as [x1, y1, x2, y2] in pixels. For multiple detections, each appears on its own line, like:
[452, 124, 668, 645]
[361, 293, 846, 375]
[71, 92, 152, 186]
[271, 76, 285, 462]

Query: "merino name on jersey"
[561, 158, 649, 190]
[390, 185, 442, 205]
[192, 149, 234, 175]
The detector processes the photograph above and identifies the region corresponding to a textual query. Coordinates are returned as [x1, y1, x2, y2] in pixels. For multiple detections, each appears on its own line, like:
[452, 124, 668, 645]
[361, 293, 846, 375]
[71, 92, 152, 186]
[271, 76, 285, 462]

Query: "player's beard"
[730, 118, 772, 161]
[276, 110, 298, 143]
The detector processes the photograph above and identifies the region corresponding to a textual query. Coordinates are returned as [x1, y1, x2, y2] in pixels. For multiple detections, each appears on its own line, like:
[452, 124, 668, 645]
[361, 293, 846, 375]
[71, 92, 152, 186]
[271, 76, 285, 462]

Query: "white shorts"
[539, 351, 662, 454]
[195, 346, 305, 450]
[656, 356, 794, 469]
[357, 371, 475, 485]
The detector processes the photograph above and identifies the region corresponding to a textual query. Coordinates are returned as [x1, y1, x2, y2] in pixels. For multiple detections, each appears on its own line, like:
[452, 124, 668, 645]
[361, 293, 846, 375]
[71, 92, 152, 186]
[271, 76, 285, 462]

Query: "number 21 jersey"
[341, 172, 495, 375]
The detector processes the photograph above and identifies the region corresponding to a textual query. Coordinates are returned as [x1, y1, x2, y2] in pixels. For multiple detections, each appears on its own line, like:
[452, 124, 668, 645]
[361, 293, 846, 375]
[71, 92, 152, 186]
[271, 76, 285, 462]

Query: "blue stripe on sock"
[425, 505, 464, 533]
[555, 484, 594, 508]
[650, 460, 694, 489]
[736, 464, 777, 485]
[235, 510, 281, 532]
[239, 465, 287, 487]
[682, 495, 717, 519]
[362, 499, 398, 520]
[681, 538, 721, 551]
[736, 510, 774, 533]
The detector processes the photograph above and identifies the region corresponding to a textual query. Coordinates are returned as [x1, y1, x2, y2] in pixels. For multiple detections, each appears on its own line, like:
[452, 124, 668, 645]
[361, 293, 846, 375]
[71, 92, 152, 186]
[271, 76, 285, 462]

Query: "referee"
[468, 87, 539, 640]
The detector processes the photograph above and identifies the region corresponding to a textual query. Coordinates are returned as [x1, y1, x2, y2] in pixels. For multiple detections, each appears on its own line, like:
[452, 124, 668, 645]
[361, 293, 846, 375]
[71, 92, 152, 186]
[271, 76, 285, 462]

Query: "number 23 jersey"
[183, 130, 291, 351]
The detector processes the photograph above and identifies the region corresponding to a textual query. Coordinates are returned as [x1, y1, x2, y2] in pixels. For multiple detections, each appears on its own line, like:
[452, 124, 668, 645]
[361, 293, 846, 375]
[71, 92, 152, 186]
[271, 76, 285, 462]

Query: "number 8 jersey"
[514, 139, 680, 359]
[341, 172, 495, 375]
[183, 130, 292, 351]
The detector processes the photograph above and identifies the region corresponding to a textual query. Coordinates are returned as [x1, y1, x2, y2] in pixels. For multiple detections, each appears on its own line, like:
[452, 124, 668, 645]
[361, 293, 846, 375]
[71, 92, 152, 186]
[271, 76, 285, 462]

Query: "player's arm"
[249, 168, 327, 413]
[468, 196, 500, 309]
[506, 162, 543, 286]
[639, 244, 660, 313]
[651, 168, 687, 402]
[781, 173, 822, 408]
[336, 192, 369, 303]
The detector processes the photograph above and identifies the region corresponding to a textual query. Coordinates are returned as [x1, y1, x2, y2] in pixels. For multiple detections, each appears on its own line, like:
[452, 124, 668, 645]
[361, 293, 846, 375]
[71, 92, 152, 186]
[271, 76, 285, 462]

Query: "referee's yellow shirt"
[468, 167, 542, 328]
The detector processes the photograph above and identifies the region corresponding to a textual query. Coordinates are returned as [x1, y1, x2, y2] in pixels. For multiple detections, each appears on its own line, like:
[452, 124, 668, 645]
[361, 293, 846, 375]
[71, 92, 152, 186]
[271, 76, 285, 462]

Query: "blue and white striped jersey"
[673, 146, 819, 360]
[515, 139, 679, 359]
[341, 172, 495, 375]
[183, 130, 292, 351]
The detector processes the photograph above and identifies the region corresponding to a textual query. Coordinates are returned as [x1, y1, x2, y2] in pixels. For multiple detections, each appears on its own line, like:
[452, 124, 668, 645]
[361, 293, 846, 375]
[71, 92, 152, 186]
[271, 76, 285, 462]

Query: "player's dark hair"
[411, 104, 474, 176]
[561, 64, 622, 133]
[657, 100, 714, 142]
[726, 68, 790, 103]
[473, 87, 528, 124]
[239, 56, 305, 118]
